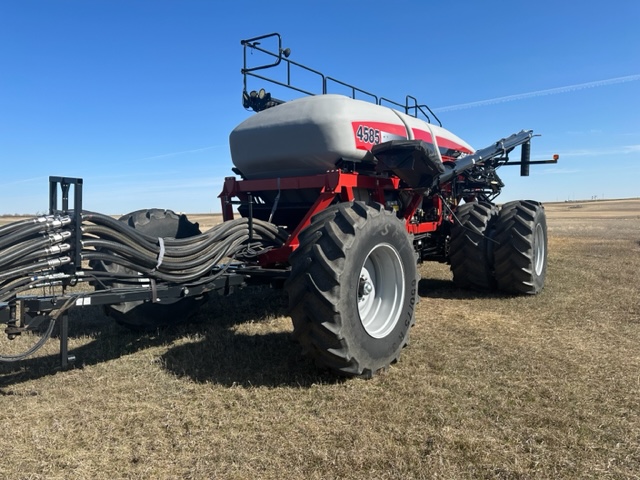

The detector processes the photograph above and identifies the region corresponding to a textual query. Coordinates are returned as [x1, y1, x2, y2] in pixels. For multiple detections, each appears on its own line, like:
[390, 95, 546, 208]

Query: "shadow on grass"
[160, 328, 342, 388]
[0, 285, 340, 389]
[161, 285, 343, 387]
[418, 278, 507, 300]
[0, 306, 173, 387]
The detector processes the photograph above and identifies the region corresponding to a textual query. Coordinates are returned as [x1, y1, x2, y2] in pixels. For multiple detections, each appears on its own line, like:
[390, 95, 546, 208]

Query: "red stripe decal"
[437, 136, 473, 154]
[352, 121, 407, 150]
[412, 128, 473, 154]
[412, 129, 433, 143]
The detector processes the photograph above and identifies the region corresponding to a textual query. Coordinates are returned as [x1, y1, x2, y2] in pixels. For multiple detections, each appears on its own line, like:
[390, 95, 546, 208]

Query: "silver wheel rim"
[357, 243, 405, 339]
[533, 223, 545, 276]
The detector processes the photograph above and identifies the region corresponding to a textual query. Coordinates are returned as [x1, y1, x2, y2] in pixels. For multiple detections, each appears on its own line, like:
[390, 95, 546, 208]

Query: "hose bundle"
[0, 215, 73, 303]
[0, 211, 288, 303]
[0, 211, 287, 362]
[81, 211, 288, 286]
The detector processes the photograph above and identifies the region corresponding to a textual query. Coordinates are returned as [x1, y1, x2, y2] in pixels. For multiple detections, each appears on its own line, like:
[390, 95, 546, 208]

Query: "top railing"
[240, 33, 442, 127]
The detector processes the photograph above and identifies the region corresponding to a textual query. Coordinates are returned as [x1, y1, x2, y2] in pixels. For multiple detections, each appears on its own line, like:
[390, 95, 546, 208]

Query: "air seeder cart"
[0, 33, 558, 377]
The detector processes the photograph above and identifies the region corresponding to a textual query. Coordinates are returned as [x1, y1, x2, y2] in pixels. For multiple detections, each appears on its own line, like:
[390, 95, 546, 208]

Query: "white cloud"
[621, 145, 640, 154]
[537, 168, 583, 175]
[546, 145, 640, 157]
[5, 176, 47, 186]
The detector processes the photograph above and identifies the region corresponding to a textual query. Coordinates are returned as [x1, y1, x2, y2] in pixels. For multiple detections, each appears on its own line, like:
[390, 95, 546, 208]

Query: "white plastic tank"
[229, 94, 473, 179]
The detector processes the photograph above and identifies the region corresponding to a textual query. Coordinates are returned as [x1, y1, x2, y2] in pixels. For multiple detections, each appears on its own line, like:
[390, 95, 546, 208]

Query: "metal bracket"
[49, 177, 83, 271]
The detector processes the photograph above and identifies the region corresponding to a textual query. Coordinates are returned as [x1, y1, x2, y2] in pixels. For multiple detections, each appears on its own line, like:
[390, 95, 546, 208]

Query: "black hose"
[0, 217, 69, 250]
[0, 296, 75, 363]
[0, 217, 35, 236]
[82, 217, 284, 268]
[84, 221, 279, 267]
[82, 228, 254, 283]
[0, 212, 286, 306]
[0, 278, 38, 302]
[83, 211, 287, 248]
[0, 257, 70, 281]
[0, 211, 289, 363]
[0, 235, 70, 270]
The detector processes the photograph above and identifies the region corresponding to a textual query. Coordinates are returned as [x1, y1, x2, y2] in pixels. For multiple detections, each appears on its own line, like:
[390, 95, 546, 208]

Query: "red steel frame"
[219, 171, 446, 265]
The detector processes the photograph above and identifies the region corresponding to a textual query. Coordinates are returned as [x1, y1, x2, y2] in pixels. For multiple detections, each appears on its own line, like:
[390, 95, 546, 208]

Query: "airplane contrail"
[137, 145, 220, 162]
[433, 74, 640, 113]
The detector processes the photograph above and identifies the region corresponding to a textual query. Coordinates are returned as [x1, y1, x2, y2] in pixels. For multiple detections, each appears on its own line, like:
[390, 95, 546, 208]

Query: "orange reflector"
[553, 154, 559, 160]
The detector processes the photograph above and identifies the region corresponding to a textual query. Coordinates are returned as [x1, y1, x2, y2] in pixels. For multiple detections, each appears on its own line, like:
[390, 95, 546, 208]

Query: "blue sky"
[1, 0, 639, 214]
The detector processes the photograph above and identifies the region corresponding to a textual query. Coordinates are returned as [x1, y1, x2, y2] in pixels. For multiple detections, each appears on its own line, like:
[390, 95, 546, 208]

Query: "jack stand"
[58, 313, 75, 369]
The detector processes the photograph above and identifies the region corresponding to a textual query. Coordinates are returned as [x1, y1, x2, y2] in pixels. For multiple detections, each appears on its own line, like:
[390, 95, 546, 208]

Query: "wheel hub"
[357, 243, 405, 339]
[533, 222, 546, 276]
[358, 275, 374, 298]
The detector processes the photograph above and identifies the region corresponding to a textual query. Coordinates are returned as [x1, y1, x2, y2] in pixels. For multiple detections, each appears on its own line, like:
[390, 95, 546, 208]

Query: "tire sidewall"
[337, 209, 417, 367]
[530, 205, 548, 291]
[493, 200, 548, 295]
[93, 208, 204, 330]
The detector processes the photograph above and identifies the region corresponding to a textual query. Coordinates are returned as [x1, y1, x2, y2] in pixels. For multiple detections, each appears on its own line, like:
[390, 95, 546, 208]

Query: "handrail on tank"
[324, 76, 379, 104]
[240, 33, 442, 125]
[406, 96, 442, 127]
[241, 33, 286, 73]
[241, 33, 326, 99]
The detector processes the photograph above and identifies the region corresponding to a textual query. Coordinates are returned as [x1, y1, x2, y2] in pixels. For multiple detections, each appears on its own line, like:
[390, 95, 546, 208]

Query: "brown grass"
[1, 200, 639, 479]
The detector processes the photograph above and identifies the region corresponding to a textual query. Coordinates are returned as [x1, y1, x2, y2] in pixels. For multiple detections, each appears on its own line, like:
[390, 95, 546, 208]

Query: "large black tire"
[285, 201, 418, 378]
[90, 209, 206, 331]
[493, 200, 547, 294]
[449, 201, 499, 291]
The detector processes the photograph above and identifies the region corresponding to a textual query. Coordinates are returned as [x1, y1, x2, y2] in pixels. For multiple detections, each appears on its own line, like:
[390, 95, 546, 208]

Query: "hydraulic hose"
[0, 211, 286, 314]
[0, 216, 71, 250]
[0, 211, 287, 363]
[83, 220, 280, 268]
[0, 233, 71, 270]
[0, 296, 75, 363]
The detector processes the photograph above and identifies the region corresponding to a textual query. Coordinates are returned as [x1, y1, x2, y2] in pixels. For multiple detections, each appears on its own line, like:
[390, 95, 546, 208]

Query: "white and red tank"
[229, 94, 473, 180]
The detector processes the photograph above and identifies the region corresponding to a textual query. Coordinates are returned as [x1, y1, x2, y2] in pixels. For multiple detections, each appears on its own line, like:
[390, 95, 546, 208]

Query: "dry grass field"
[1, 199, 639, 479]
